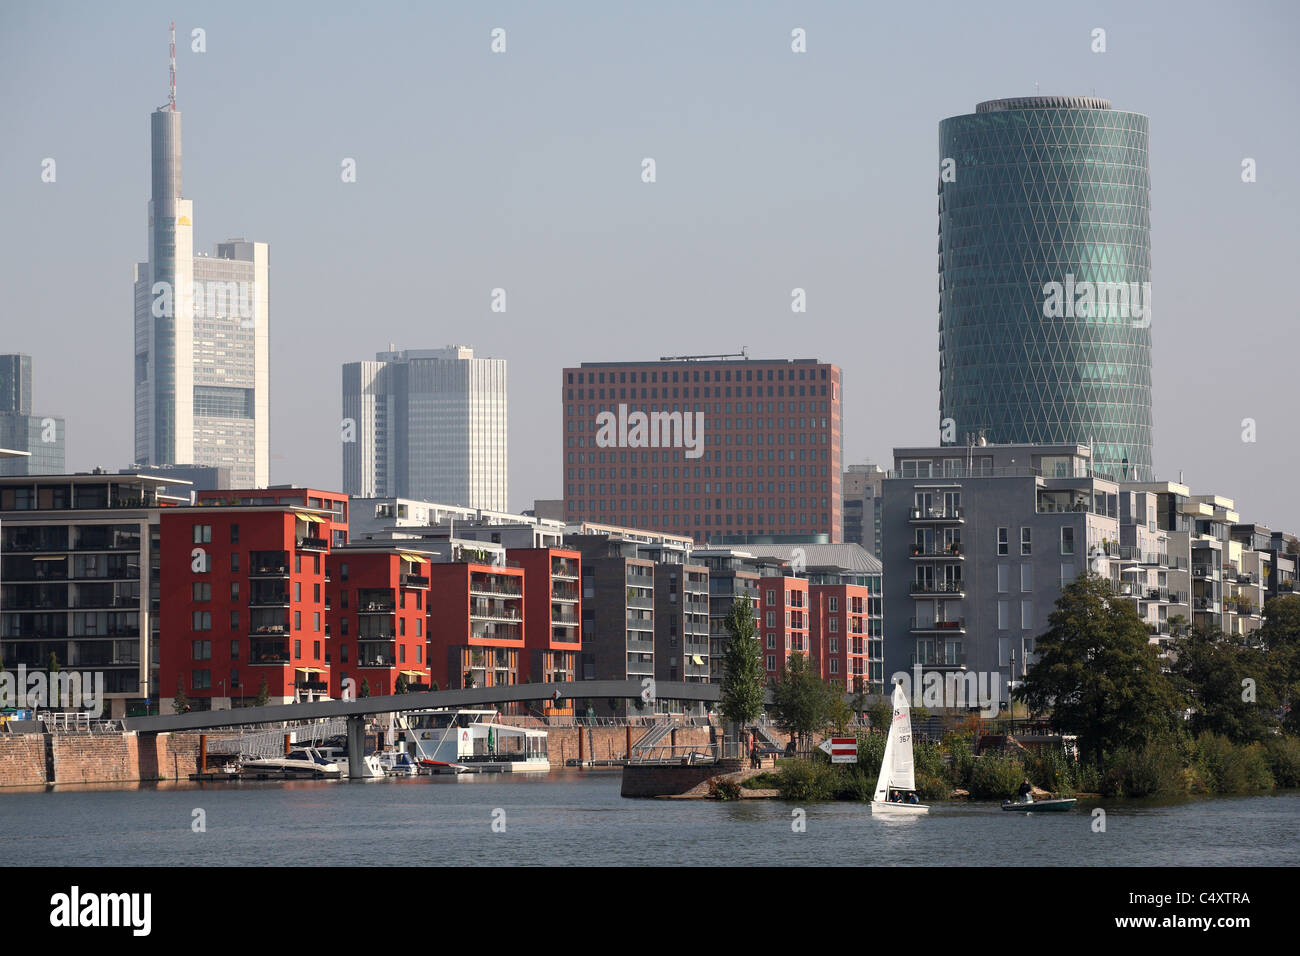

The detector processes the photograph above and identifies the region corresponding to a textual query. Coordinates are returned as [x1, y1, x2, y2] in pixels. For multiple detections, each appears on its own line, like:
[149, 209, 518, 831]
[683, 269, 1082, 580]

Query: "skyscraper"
[0, 354, 66, 475]
[342, 347, 508, 510]
[938, 96, 1153, 482]
[132, 24, 269, 487]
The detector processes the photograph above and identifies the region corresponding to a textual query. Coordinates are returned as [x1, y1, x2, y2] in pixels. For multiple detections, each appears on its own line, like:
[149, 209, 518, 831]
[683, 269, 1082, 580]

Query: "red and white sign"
[823, 737, 857, 764]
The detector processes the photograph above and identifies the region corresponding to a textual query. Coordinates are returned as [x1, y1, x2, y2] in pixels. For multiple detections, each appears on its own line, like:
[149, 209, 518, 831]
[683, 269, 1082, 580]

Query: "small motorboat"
[1001, 797, 1077, 812]
[241, 747, 342, 778]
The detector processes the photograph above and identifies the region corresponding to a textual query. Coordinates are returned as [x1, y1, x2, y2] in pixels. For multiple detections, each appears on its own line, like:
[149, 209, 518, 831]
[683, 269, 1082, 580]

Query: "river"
[2, 771, 1295, 866]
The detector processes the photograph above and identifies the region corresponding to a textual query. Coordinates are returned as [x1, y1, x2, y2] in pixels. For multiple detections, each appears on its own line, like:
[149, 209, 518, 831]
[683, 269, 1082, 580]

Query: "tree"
[429, 680, 440, 692]
[358, 678, 371, 699]
[172, 677, 191, 715]
[463, 671, 476, 689]
[1170, 624, 1278, 742]
[395, 672, 409, 695]
[1260, 594, 1300, 732]
[1016, 573, 1185, 766]
[718, 597, 765, 750]
[255, 676, 271, 707]
[865, 695, 893, 733]
[769, 652, 838, 751]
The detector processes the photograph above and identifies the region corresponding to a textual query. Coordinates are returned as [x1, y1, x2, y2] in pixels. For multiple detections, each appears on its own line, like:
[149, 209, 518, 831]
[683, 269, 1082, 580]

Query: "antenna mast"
[168, 20, 177, 110]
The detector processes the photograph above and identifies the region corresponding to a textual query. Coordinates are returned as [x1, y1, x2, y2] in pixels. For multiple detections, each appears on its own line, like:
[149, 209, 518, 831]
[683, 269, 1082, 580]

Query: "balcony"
[249, 564, 289, 578]
[909, 618, 966, 634]
[1192, 565, 1218, 580]
[910, 544, 964, 560]
[469, 581, 522, 598]
[908, 506, 965, 523]
[249, 593, 290, 607]
[909, 582, 966, 598]
[401, 573, 430, 590]
[552, 584, 580, 603]
[910, 653, 967, 670]
[358, 602, 395, 614]
[296, 536, 328, 552]
[249, 639, 290, 665]
[357, 642, 396, 668]
[471, 608, 522, 622]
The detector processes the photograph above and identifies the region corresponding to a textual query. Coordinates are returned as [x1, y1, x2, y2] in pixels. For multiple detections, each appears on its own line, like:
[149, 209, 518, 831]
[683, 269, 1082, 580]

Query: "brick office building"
[561, 357, 843, 543]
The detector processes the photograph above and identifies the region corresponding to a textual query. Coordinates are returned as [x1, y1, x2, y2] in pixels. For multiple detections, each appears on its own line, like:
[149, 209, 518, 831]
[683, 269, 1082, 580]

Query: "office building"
[132, 32, 269, 489]
[341, 347, 508, 511]
[561, 356, 842, 543]
[938, 97, 1153, 482]
[843, 462, 885, 558]
[0, 354, 66, 476]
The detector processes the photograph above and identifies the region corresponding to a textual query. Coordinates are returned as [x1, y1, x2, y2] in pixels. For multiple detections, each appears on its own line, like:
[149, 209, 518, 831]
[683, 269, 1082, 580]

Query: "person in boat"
[1017, 778, 1033, 803]
[907, 791, 919, 804]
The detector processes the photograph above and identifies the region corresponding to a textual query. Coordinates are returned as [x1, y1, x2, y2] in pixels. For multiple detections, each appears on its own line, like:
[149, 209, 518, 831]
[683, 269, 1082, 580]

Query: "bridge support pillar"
[199, 734, 207, 774]
[347, 716, 367, 780]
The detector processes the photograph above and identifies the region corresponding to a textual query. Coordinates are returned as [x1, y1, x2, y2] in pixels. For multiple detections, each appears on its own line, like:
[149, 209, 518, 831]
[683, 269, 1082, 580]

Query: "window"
[766, 655, 776, 671]
[230, 640, 239, 659]
[997, 564, 1009, 593]
[314, 612, 321, 632]
[829, 637, 839, 653]
[192, 582, 211, 601]
[829, 617, 839, 632]
[294, 582, 301, 602]
[998, 600, 1009, 630]
[997, 528, 1009, 555]
[1061, 527, 1075, 555]
[417, 619, 423, 638]
[230, 524, 240, 544]
[1021, 600, 1034, 629]
[399, 618, 406, 637]
[191, 640, 211, 660]
[230, 611, 239, 629]
[766, 611, 775, 627]
[830, 658, 839, 674]
[767, 633, 776, 649]
[1021, 527, 1032, 555]
[294, 640, 301, 659]
[828, 597, 838, 612]
[192, 611, 211, 631]
[1021, 565, 1033, 592]
[230, 582, 239, 601]
[1061, 563, 1075, 586]
[193, 524, 211, 544]
[340, 644, 349, 663]
[230, 553, 240, 573]
[314, 641, 321, 659]
[294, 610, 301, 631]
[192, 670, 211, 690]
[341, 562, 349, 581]
[767, 589, 775, 604]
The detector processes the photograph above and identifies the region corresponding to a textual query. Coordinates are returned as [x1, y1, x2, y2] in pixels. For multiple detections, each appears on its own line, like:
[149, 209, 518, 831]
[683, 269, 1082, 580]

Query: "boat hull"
[871, 800, 930, 815]
[1001, 798, 1077, 812]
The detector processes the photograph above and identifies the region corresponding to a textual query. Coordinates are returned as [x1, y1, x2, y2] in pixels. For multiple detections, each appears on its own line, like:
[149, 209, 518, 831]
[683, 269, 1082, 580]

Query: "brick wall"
[545, 725, 714, 769]
[621, 758, 745, 798]
[0, 736, 48, 788]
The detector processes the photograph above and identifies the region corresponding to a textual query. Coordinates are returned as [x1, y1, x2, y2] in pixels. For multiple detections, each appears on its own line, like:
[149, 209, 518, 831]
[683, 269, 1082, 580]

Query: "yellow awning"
[691, 654, 705, 665]
[32, 555, 66, 561]
[295, 666, 325, 674]
[296, 512, 325, 524]
[399, 670, 425, 677]
[400, 552, 429, 564]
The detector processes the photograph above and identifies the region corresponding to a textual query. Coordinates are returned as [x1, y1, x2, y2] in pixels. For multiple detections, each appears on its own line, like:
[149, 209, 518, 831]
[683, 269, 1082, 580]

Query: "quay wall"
[621, 758, 746, 798]
[545, 725, 715, 768]
[0, 733, 202, 788]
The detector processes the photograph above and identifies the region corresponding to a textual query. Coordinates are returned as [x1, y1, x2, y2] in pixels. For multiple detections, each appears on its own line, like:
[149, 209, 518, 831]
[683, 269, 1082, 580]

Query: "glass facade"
[938, 96, 1153, 482]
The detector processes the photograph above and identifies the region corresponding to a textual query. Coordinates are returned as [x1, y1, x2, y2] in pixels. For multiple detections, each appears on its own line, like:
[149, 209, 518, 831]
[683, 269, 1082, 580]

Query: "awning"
[399, 670, 425, 677]
[691, 654, 705, 665]
[399, 552, 429, 564]
[295, 666, 325, 674]
[32, 555, 66, 561]
[295, 512, 326, 524]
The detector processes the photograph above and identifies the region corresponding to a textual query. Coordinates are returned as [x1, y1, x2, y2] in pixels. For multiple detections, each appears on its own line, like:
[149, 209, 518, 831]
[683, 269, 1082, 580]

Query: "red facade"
[508, 547, 581, 715]
[561, 359, 843, 543]
[160, 504, 334, 708]
[427, 562, 525, 692]
[757, 574, 810, 680]
[196, 487, 349, 546]
[326, 547, 432, 698]
[809, 583, 873, 690]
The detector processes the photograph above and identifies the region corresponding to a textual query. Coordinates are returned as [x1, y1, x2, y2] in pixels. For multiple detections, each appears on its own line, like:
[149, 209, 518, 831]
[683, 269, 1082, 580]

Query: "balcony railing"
[296, 536, 328, 552]
[908, 507, 965, 521]
[249, 564, 289, 577]
[909, 618, 966, 633]
[402, 574, 430, 590]
[910, 653, 967, 669]
[910, 544, 964, 559]
[249, 594, 290, 607]
[909, 582, 965, 596]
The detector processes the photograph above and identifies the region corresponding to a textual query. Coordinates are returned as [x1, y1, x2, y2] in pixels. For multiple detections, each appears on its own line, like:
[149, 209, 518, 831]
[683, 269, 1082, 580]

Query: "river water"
[1, 771, 1295, 866]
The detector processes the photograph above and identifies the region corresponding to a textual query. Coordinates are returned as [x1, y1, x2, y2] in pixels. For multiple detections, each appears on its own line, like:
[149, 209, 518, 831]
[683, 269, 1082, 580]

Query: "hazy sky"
[2, 1, 1297, 529]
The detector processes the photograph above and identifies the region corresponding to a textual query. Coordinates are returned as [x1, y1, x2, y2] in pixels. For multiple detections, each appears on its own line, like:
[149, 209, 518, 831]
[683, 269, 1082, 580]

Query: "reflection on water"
[1, 771, 1295, 866]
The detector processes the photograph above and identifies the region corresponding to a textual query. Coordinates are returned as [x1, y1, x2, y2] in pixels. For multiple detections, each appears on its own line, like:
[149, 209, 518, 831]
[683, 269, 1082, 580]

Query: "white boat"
[241, 747, 343, 778]
[313, 745, 385, 779]
[870, 681, 930, 815]
[376, 749, 419, 777]
[405, 709, 550, 773]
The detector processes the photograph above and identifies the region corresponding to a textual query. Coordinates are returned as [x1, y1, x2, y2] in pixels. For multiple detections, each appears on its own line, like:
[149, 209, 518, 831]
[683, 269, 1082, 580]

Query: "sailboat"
[870, 680, 930, 815]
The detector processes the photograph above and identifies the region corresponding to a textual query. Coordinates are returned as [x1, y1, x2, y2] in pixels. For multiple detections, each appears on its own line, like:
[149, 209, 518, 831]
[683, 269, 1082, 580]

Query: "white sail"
[873, 682, 916, 800]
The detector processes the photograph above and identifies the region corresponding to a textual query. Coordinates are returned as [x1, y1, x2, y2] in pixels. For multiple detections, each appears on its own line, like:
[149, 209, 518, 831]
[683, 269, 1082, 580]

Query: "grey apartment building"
[881, 442, 1123, 697]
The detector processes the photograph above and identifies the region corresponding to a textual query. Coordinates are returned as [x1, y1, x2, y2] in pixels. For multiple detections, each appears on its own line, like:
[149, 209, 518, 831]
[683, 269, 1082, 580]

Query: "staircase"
[629, 720, 674, 757]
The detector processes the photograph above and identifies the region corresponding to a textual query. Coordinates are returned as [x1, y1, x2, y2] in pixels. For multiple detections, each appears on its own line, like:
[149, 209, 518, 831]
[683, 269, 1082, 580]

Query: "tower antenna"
[169, 20, 177, 110]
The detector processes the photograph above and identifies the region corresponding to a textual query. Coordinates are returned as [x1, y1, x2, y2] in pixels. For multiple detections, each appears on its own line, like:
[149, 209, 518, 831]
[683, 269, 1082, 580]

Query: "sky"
[1, 1, 1297, 529]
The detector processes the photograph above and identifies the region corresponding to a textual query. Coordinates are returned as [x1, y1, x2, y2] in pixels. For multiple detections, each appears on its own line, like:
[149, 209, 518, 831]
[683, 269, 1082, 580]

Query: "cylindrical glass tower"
[938, 96, 1153, 481]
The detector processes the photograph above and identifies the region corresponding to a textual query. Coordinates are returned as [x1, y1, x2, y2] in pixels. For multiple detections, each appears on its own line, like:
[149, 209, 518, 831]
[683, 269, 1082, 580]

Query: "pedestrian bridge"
[121, 680, 729, 734]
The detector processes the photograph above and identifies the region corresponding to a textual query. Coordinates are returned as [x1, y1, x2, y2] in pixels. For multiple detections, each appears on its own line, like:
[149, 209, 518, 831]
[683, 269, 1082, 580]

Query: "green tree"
[463, 670, 476, 689]
[358, 678, 371, 699]
[172, 677, 191, 715]
[1170, 624, 1278, 742]
[1016, 573, 1185, 766]
[769, 652, 837, 751]
[1260, 594, 1300, 733]
[865, 695, 893, 733]
[255, 676, 271, 707]
[718, 597, 765, 751]
[395, 672, 409, 695]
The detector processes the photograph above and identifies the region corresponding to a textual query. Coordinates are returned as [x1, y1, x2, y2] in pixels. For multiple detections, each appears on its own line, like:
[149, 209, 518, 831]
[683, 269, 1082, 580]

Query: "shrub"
[914, 771, 950, 802]
[855, 732, 886, 774]
[833, 764, 877, 802]
[1263, 736, 1300, 788]
[1101, 740, 1187, 798]
[944, 733, 976, 790]
[1074, 760, 1102, 794]
[1194, 733, 1273, 795]
[1026, 746, 1076, 797]
[708, 776, 742, 801]
[969, 754, 1025, 800]
[775, 757, 838, 801]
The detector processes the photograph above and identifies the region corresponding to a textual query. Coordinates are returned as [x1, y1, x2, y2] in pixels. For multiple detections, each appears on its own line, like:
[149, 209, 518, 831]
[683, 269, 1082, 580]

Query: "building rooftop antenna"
[168, 20, 177, 111]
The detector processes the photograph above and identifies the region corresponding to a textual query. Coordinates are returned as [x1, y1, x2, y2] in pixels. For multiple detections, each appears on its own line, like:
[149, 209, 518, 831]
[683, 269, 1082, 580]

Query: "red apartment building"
[809, 583, 873, 690]
[327, 546, 433, 698]
[160, 503, 334, 709]
[427, 562, 525, 692]
[561, 358, 843, 543]
[508, 547, 581, 716]
[757, 572, 810, 680]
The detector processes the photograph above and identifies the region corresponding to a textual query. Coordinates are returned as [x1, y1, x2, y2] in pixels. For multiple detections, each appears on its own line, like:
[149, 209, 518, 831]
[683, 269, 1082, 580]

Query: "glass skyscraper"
[938, 96, 1153, 482]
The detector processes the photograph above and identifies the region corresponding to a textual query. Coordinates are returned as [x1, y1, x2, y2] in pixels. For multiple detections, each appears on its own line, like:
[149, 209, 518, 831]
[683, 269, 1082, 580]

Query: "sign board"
[818, 737, 858, 764]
